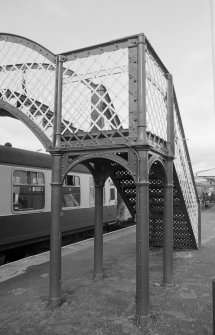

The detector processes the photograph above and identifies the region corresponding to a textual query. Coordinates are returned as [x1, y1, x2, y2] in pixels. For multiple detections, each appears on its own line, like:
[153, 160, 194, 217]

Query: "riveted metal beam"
[137, 35, 147, 144]
[166, 73, 175, 157]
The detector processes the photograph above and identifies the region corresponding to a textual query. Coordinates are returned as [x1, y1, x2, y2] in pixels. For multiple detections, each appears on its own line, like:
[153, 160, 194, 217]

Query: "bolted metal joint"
[58, 54, 67, 62]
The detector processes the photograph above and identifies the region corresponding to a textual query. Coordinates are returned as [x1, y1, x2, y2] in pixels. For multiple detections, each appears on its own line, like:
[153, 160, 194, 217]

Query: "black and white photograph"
[0, 1, 214, 334]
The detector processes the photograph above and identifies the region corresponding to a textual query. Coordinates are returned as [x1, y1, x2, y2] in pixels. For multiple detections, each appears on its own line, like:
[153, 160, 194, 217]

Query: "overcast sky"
[0, 0, 214, 175]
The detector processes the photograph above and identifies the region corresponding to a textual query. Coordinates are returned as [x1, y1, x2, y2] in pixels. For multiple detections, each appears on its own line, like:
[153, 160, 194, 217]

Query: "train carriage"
[0, 144, 118, 254]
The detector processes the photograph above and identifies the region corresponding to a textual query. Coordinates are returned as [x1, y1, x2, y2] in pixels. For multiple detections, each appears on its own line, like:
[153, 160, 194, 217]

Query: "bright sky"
[0, 0, 214, 175]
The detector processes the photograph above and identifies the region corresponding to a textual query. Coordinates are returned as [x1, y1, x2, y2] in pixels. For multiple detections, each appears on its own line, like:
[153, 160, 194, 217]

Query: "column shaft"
[136, 149, 150, 322]
[163, 160, 174, 285]
[49, 153, 62, 306]
[94, 182, 104, 278]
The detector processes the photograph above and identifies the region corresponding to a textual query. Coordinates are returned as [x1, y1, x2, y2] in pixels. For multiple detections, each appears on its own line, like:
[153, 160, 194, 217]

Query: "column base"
[154, 281, 175, 288]
[136, 314, 150, 328]
[48, 297, 62, 308]
[93, 273, 103, 280]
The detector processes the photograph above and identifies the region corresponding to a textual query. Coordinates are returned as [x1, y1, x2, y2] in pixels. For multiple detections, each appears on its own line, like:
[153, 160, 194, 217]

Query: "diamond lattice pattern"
[61, 47, 129, 142]
[174, 103, 198, 244]
[0, 39, 55, 141]
[145, 47, 167, 140]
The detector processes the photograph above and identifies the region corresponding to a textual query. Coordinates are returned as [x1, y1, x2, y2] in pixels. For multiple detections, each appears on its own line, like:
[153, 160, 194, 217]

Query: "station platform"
[0, 206, 215, 335]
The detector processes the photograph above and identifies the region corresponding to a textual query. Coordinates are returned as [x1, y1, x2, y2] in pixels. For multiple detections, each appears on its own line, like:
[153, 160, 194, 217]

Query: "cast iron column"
[163, 162, 174, 285]
[163, 73, 174, 285]
[136, 150, 150, 323]
[136, 34, 150, 325]
[49, 153, 62, 305]
[49, 54, 64, 306]
[93, 169, 105, 278]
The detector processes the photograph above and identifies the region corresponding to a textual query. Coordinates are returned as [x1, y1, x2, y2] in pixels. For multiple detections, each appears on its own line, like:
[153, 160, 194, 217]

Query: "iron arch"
[0, 100, 52, 150]
[0, 34, 56, 150]
[148, 155, 167, 184]
[0, 33, 55, 61]
[62, 152, 135, 182]
[148, 156, 167, 248]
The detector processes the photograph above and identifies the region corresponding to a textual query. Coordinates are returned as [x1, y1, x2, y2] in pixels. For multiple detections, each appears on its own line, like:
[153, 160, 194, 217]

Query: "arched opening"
[149, 159, 167, 247]
[149, 157, 174, 286]
[63, 154, 136, 224]
[60, 160, 119, 240]
[58, 154, 136, 278]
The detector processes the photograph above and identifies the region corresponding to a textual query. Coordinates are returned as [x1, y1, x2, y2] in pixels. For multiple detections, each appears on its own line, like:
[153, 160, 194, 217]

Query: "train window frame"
[12, 168, 45, 213]
[62, 174, 81, 209]
[109, 178, 116, 202]
[89, 176, 95, 207]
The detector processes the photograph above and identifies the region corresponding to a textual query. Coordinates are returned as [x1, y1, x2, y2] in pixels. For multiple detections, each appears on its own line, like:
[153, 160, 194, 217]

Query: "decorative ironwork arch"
[0, 33, 55, 61]
[148, 155, 167, 183]
[0, 100, 52, 150]
[0, 33, 56, 147]
[148, 155, 165, 171]
[62, 152, 135, 182]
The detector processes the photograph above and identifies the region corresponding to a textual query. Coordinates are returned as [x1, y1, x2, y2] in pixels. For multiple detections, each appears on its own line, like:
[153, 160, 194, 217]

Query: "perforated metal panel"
[111, 160, 197, 249]
[112, 167, 136, 215]
[172, 171, 197, 248]
[149, 167, 197, 249]
[149, 170, 164, 247]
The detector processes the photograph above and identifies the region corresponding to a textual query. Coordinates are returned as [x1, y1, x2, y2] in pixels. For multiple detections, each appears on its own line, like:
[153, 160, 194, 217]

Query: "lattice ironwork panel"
[174, 102, 199, 245]
[0, 36, 56, 141]
[112, 167, 136, 214]
[145, 44, 167, 141]
[61, 45, 129, 144]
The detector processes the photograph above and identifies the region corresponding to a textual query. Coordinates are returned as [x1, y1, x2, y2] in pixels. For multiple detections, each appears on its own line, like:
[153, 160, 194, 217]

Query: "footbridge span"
[0, 33, 200, 324]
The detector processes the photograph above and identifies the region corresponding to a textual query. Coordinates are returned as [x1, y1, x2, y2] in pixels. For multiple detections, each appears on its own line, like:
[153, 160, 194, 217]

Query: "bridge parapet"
[59, 35, 169, 148]
[0, 33, 170, 150]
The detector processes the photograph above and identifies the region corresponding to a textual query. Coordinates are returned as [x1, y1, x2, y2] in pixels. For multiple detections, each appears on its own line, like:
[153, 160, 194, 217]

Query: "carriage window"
[63, 175, 80, 207]
[110, 179, 116, 201]
[13, 170, 45, 211]
[89, 177, 95, 206]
